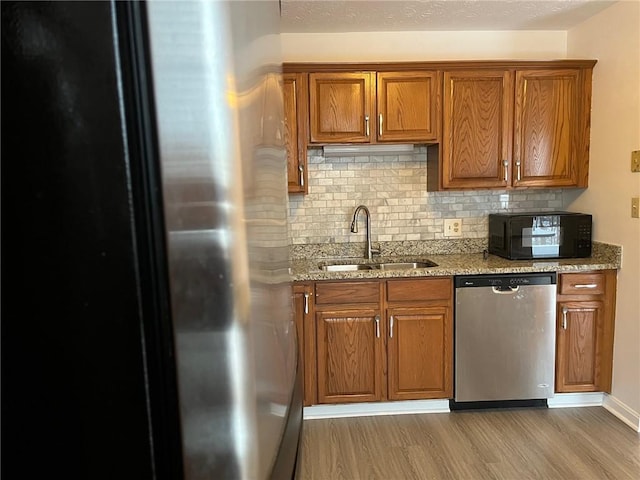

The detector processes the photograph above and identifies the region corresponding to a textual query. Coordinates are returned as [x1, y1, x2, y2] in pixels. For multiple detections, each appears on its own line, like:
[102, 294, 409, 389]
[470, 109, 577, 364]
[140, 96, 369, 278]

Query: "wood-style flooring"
[298, 407, 640, 479]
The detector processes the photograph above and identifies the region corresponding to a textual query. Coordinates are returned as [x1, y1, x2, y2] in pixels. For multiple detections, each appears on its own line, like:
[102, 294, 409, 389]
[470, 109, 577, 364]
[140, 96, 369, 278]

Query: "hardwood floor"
[298, 407, 640, 479]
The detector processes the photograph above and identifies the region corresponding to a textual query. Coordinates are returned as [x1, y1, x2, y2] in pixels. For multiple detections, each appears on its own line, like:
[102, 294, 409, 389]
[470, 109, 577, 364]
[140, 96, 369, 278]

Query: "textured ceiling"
[280, 0, 617, 32]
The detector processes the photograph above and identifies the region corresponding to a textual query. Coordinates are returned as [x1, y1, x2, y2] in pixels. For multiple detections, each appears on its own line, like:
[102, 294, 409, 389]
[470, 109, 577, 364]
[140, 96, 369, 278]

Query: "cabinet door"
[514, 69, 583, 187]
[376, 71, 438, 142]
[292, 283, 315, 405]
[556, 300, 605, 392]
[387, 307, 452, 400]
[283, 73, 308, 193]
[309, 72, 373, 143]
[316, 309, 384, 403]
[442, 70, 514, 189]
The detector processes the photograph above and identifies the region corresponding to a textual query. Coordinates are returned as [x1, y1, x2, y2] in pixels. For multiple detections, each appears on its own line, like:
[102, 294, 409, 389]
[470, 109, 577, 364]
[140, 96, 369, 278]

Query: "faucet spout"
[350, 205, 380, 260]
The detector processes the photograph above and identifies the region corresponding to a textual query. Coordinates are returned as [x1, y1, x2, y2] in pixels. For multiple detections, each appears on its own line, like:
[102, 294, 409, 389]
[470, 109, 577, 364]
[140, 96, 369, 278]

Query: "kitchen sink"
[376, 261, 437, 270]
[319, 260, 437, 271]
[319, 264, 376, 272]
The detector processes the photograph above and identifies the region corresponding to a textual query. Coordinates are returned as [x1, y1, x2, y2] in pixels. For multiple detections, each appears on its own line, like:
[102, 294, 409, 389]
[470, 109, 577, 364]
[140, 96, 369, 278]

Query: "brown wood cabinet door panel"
[387, 307, 452, 400]
[556, 301, 604, 392]
[386, 278, 452, 302]
[377, 71, 438, 142]
[514, 69, 580, 187]
[559, 272, 605, 295]
[316, 310, 383, 403]
[293, 283, 316, 405]
[309, 72, 373, 143]
[315, 281, 380, 305]
[442, 70, 513, 189]
[284, 73, 308, 194]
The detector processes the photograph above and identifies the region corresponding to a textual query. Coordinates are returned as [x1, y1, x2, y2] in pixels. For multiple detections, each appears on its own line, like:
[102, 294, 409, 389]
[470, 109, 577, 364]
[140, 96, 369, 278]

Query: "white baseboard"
[303, 394, 640, 433]
[547, 392, 604, 408]
[303, 399, 450, 419]
[603, 394, 640, 432]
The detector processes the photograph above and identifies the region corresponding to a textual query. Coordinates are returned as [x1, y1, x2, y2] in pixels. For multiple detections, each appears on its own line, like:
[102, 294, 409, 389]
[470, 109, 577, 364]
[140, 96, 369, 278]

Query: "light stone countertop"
[290, 241, 621, 282]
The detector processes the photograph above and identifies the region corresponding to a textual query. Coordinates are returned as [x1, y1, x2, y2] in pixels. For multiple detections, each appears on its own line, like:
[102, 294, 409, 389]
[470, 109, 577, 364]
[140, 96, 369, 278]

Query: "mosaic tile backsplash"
[288, 146, 567, 245]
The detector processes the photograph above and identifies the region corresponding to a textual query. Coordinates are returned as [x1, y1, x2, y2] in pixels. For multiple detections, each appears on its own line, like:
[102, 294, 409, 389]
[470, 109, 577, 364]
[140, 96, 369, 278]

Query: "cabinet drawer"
[315, 281, 380, 305]
[559, 273, 605, 295]
[387, 278, 451, 302]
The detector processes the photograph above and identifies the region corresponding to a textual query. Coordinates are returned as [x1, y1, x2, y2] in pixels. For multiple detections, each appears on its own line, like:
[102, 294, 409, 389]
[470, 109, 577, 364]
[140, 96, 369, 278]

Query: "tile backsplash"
[288, 146, 566, 245]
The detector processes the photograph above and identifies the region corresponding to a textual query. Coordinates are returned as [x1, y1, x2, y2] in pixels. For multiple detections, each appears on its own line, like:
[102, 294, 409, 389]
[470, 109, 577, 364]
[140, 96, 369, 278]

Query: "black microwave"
[488, 212, 592, 260]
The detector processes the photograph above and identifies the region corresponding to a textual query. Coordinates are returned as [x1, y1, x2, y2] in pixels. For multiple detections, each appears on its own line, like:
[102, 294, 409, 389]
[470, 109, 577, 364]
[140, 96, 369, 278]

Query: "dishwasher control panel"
[455, 272, 557, 288]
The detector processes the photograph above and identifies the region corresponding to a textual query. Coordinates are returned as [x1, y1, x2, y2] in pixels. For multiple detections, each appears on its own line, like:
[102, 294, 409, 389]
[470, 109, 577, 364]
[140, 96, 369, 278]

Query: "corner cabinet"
[435, 63, 594, 190]
[296, 277, 453, 405]
[283, 73, 308, 194]
[308, 71, 439, 144]
[555, 270, 617, 393]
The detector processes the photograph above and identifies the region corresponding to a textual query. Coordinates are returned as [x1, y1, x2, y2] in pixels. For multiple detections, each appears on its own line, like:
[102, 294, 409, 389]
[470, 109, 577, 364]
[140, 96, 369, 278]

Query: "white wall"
[281, 31, 567, 61]
[566, 0, 640, 422]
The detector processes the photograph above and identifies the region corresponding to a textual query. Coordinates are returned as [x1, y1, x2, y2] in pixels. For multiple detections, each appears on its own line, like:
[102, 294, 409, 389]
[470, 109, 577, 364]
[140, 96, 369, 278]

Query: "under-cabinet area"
[282, 60, 595, 194]
[292, 264, 618, 408]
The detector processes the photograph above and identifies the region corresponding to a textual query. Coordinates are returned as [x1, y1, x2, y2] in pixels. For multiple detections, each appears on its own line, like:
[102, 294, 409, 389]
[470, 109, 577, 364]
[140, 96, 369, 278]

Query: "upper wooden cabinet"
[514, 69, 589, 188]
[441, 69, 514, 189]
[284, 60, 596, 192]
[308, 71, 439, 144]
[283, 73, 308, 193]
[435, 63, 594, 190]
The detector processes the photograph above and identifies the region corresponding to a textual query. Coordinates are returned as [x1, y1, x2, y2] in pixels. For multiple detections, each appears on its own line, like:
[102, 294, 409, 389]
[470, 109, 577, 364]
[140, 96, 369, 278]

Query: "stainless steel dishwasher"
[453, 272, 557, 408]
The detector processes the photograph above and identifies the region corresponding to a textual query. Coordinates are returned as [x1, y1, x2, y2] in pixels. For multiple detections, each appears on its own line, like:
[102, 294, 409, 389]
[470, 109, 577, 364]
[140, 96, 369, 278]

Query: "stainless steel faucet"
[350, 205, 381, 260]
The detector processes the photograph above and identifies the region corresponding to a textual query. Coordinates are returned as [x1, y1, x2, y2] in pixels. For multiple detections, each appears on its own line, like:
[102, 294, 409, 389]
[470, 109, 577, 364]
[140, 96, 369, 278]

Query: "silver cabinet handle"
[516, 159, 521, 181]
[379, 113, 383, 137]
[389, 315, 394, 338]
[574, 284, 597, 289]
[375, 315, 380, 338]
[298, 165, 304, 187]
[503, 160, 509, 182]
[365, 115, 370, 136]
[303, 292, 309, 314]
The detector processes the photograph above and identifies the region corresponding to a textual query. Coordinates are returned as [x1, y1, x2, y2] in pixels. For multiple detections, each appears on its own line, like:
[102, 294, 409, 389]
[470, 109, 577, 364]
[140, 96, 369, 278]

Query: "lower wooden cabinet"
[292, 283, 315, 406]
[316, 309, 384, 403]
[294, 277, 453, 405]
[387, 306, 451, 400]
[555, 270, 617, 393]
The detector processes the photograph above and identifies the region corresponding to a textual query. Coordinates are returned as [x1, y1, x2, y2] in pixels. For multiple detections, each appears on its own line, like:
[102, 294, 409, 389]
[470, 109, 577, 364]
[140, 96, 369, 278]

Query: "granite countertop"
[290, 240, 621, 282]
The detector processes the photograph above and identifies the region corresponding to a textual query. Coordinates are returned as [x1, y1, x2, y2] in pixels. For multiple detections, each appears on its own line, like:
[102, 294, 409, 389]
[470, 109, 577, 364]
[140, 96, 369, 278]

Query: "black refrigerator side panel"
[1, 2, 180, 478]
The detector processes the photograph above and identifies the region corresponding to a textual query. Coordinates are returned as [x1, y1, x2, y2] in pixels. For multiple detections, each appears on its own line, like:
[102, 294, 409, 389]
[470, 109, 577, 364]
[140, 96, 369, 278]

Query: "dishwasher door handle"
[491, 286, 520, 294]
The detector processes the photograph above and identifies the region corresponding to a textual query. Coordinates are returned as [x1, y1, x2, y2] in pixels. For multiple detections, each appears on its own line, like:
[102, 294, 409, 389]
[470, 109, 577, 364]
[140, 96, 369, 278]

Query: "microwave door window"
[523, 216, 561, 258]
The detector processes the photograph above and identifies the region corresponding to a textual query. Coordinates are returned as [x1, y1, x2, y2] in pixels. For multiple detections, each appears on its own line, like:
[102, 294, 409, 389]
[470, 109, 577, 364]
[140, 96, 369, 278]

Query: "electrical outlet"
[444, 218, 462, 237]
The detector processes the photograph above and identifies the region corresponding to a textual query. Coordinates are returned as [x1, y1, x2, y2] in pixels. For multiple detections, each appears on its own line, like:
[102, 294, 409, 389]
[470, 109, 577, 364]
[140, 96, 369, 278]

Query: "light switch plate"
[632, 197, 640, 218]
[444, 218, 462, 237]
[632, 151, 640, 173]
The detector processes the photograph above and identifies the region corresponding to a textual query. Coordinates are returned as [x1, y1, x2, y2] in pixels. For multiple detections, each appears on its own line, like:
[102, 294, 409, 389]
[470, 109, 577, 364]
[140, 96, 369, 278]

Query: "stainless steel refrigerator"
[1, 1, 301, 479]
